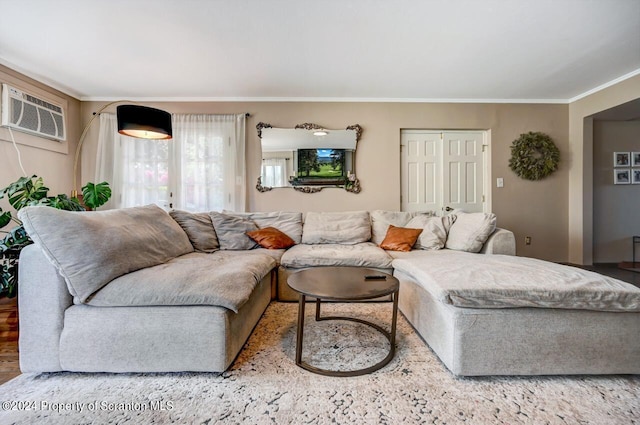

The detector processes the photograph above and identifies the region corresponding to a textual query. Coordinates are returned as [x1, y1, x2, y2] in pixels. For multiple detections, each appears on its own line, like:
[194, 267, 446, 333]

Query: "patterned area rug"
[0, 302, 638, 424]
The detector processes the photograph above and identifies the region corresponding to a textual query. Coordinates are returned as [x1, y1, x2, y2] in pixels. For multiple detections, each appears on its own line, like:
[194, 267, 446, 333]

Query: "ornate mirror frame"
[256, 122, 363, 194]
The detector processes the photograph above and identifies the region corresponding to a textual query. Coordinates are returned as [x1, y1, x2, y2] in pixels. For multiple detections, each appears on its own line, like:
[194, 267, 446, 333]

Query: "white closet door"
[401, 130, 487, 214]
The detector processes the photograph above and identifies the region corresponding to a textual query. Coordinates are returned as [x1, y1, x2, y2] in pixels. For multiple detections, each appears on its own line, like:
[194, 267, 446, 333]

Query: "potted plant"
[0, 175, 112, 298]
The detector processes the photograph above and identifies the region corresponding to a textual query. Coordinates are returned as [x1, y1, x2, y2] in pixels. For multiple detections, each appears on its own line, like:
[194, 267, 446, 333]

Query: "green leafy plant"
[0, 175, 112, 298]
[82, 182, 112, 210]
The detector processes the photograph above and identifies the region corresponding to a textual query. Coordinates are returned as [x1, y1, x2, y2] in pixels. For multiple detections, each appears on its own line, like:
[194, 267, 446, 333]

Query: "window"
[96, 113, 246, 212]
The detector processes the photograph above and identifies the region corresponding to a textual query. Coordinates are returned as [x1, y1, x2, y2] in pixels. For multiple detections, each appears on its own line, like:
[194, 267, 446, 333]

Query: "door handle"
[444, 206, 454, 212]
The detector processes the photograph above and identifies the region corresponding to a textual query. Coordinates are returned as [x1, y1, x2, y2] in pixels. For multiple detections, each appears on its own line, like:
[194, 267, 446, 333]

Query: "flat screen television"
[295, 148, 346, 185]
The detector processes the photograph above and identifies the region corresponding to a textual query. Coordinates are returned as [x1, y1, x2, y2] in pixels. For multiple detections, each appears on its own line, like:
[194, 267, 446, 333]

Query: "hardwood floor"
[0, 297, 19, 385]
[0, 264, 637, 386]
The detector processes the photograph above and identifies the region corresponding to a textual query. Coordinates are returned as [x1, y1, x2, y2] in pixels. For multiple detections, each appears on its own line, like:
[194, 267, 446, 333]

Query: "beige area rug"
[0, 302, 638, 424]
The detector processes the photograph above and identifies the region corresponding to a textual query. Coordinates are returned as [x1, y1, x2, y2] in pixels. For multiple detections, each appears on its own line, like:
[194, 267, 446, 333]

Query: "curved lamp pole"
[71, 102, 172, 198]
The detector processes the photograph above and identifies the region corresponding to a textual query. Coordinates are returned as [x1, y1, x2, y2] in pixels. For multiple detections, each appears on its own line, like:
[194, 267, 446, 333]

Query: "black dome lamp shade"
[117, 105, 172, 140]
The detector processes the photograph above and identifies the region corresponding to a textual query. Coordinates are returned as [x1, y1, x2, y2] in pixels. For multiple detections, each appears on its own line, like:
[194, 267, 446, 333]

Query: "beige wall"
[568, 74, 640, 265]
[592, 121, 640, 262]
[83, 101, 569, 262]
[0, 65, 80, 215]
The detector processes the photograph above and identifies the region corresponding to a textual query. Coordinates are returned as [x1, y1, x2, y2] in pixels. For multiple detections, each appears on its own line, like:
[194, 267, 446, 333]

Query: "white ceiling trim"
[567, 68, 640, 103]
[0, 58, 83, 100]
[80, 96, 569, 104]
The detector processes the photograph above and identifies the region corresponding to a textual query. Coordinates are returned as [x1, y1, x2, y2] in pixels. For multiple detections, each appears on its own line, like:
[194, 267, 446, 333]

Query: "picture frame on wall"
[614, 169, 631, 184]
[633, 152, 640, 167]
[614, 152, 630, 167]
[633, 169, 640, 185]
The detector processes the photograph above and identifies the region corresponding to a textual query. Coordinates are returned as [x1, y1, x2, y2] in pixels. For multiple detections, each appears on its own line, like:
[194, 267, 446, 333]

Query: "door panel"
[442, 132, 485, 213]
[400, 132, 441, 212]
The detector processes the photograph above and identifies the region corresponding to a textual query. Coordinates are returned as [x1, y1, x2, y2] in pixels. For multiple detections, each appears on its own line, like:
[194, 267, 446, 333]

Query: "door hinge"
[482, 145, 487, 152]
[482, 195, 485, 202]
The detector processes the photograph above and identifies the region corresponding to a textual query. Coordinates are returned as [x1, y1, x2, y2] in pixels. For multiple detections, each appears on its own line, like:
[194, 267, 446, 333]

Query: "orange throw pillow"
[379, 225, 423, 252]
[246, 227, 296, 249]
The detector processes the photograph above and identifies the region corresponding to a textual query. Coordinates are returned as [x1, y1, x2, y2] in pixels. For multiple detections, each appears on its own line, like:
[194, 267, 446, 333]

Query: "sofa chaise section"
[394, 250, 640, 376]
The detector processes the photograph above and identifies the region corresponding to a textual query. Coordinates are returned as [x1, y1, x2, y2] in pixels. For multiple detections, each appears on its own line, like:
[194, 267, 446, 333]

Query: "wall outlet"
[525, 236, 531, 245]
[496, 177, 504, 188]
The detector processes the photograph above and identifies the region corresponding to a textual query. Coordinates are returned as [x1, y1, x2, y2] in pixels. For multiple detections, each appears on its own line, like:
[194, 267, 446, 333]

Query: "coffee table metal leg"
[315, 297, 321, 321]
[390, 289, 398, 354]
[295, 294, 306, 365]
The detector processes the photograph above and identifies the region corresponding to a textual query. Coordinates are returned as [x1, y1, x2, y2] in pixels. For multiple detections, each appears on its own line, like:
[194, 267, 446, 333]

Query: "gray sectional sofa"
[17, 205, 640, 376]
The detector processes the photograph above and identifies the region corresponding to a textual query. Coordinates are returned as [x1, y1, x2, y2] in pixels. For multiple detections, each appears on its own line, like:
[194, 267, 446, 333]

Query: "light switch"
[497, 177, 504, 188]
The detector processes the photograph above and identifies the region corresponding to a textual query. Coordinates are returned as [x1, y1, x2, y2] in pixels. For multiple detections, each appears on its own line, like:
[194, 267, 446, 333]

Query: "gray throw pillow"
[445, 212, 497, 253]
[209, 212, 259, 250]
[169, 210, 219, 253]
[406, 215, 455, 250]
[19, 204, 194, 303]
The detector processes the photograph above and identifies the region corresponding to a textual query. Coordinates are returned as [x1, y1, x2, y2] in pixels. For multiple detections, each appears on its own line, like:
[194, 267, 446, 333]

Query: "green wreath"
[508, 132, 560, 181]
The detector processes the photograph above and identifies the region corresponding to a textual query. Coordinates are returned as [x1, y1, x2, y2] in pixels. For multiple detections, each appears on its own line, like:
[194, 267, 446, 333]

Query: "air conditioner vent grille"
[21, 103, 39, 131]
[25, 94, 62, 113]
[10, 97, 21, 124]
[1, 83, 66, 141]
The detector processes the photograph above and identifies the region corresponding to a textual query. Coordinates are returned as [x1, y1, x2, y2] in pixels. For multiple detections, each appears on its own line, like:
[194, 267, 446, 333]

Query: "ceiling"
[0, 0, 638, 103]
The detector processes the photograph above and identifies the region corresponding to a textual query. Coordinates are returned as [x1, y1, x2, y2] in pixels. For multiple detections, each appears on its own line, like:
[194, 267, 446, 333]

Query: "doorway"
[400, 130, 489, 215]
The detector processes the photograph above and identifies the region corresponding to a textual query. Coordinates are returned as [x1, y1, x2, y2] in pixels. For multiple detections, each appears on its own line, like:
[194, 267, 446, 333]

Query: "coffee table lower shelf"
[295, 296, 398, 377]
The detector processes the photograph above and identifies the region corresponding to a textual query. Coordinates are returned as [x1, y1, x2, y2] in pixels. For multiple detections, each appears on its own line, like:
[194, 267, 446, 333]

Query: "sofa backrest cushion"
[302, 211, 371, 244]
[169, 210, 219, 253]
[445, 212, 497, 253]
[370, 210, 435, 245]
[223, 211, 303, 244]
[19, 204, 194, 303]
[405, 215, 456, 250]
[209, 212, 259, 250]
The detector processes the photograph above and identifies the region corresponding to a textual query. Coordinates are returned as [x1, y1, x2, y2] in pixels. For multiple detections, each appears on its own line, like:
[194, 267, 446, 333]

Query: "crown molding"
[80, 96, 568, 104]
[568, 68, 640, 104]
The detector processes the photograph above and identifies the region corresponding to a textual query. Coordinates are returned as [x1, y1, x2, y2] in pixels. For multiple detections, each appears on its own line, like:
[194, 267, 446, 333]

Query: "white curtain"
[261, 158, 288, 187]
[96, 113, 246, 212]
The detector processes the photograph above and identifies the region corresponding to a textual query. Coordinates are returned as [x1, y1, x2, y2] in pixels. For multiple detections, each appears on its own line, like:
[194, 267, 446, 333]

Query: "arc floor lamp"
[72, 102, 172, 198]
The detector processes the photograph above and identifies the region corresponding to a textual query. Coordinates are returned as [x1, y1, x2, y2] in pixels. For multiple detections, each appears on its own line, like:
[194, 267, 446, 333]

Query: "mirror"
[256, 122, 362, 193]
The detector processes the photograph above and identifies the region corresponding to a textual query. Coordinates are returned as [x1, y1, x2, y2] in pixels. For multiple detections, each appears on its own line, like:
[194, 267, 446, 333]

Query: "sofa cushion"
[86, 251, 276, 313]
[209, 212, 259, 250]
[19, 204, 194, 303]
[223, 248, 287, 266]
[281, 242, 392, 268]
[169, 210, 219, 253]
[406, 215, 455, 250]
[392, 250, 640, 312]
[445, 212, 496, 253]
[246, 227, 296, 249]
[223, 211, 303, 244]
[379, 225, 423, 252]
[302, 211, 371, 244]
[370, 210, 434, 245]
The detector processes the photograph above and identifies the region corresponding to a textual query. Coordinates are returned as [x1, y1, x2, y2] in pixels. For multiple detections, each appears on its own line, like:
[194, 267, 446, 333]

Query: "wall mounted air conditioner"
[1, 83, 66, 141]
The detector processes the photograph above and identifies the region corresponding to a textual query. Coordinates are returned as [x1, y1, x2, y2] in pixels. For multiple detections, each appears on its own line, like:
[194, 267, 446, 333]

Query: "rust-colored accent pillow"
[246, 227, 296, 249]
[379, 225, 423, 252]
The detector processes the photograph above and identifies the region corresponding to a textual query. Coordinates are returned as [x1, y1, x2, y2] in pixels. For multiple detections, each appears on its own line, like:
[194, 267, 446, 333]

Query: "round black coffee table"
[287, 266, 399, 377]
